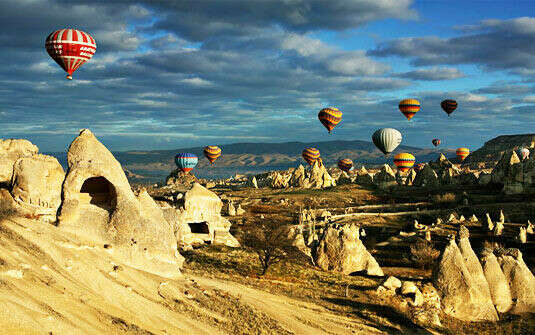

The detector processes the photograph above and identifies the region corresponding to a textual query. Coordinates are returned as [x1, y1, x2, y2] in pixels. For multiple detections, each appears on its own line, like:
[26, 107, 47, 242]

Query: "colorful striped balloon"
[399, 99, 420, 121]
[337, 158, 353, 172]
[175, 153, 198, 173]
[393, 153, 415, 172]
[456, 148, 470, 161]
[203, 145, 222, 164]
[318, 107, 342, 133]
[302, 147, 320, 165]
[432, 139, 441, 147]
[441, 99, 458, 116]
[45, 28, 97, 80]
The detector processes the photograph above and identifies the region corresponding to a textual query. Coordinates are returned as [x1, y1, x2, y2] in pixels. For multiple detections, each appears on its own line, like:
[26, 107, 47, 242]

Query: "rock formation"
[308, 160, 336, 188]
[314, 224, 383, 276]
[57, 129, 182, 279]
[0, 139, 39, 185]
[432, 234, 499, 321]
[413, 164, 439, 187]
[373, 164, 397, 189]
[480, 248, 513, 313]
[164, 183, 240, 249]
[495, 248, 535, 314]
[166, 169, 198, 188]
[9, 154, 65, 221]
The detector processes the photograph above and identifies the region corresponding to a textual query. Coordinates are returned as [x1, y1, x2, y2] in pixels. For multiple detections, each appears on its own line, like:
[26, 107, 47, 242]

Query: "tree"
[242, 220, 296, 276]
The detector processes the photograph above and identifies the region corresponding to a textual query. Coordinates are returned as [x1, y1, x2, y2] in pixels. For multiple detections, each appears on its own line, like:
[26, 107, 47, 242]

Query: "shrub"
[409, 238, 440, 270]
[431, 192, 456, 204]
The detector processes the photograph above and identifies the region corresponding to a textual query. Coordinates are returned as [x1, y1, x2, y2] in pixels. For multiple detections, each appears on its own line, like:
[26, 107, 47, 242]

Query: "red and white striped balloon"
[45, 28, 96, 80]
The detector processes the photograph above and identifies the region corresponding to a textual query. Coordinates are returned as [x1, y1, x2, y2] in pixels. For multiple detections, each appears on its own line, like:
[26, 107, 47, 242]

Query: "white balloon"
[372, 128, 402, 155]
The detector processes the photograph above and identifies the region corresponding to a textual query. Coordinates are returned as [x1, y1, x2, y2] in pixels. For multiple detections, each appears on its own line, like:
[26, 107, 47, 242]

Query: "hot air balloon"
[372, 128, 402, 155]
[318, 107, 342, 133]
[441, 99, 457, 116]
[337, 158, 353, 172]
[175, 153, 198, 173]
[518, 147, 530, 161]
[393, 153, 415, 172]
[456, 148, 470, 161]
[399, 99, 420, 121]
[432, 139, 441, 147]
[45, 28, 96, 80]
[302, 147, 320, 166]
[203, 145, 222, 164]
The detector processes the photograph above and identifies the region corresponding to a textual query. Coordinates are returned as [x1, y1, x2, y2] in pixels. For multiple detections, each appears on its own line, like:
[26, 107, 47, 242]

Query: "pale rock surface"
[491, 151, 524, 194]
[469, 215, 479, 223]
[236, 204, 245, 216]
[432, 235, 499, 321]
[57, 129, 182, 279]
[337, 171, 353, 185]
[401, 281, 423, 306]
[404, 169, 417, 186]
[10, 154, 65, 221]
[480, 248, 513, 313]
[170, 183, 240, 248]
[289, 165, 307, 187]
[308, 160, 336, 189]
[314, 224, 383, 276]
[527, 220, 534, 234]
[382, 276, 402, 292]
[499, 210, 505, 223]
[496, 248, 535, 314]
[456, 226, 495, 309]
[493, 221, 504, 236]
[0, 139, 39, 184]
[486, 213, 494, 231]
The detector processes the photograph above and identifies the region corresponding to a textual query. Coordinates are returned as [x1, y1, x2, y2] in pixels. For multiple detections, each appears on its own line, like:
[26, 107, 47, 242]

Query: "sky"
[1, 0, 534, 152]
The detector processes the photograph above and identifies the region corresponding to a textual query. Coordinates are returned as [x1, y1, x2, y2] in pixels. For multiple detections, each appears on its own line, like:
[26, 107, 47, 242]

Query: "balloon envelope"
[518, 147, 530, 160]
[318, 107, 342, 133]
[432, 139, 441, 147]
[441, 99, 458, 116]
[45, 28, 96, 80]
[456, 148, 469, 161]
[175, 153, 198, 173]
[337, 158, 353, 172]
[372, 128, 402, 155]
[399, 99, 420, 121]
[203, 146, 222, 164]
[302, 147, 320, 165]
[393, 153, 415, 172]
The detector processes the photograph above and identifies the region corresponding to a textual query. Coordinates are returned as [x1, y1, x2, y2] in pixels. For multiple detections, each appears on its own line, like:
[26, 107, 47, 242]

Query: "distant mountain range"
[48, 139, 456, 181]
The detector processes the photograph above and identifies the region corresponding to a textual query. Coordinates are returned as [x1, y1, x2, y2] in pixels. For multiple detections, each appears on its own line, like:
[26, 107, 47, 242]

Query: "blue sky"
[0, 0, 534, 152]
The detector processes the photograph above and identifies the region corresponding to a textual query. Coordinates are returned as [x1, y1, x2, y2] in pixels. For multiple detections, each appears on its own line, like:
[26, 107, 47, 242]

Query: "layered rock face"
[465, 134, 535, 165]
[165, 183, 239, 249]
[373, 164, 397, 189]
[488, 150, 535, 194]
[0, 139, 38, 184]
[314, 224, 383, 276]
[58, 129, 183, 279]
[10, 154, 65, 221]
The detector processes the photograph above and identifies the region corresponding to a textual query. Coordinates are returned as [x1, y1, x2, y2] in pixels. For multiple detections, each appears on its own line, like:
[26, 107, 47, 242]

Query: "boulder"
[401, 281, 423, 306]
[496, 249, 535, 314]
[57, 129, 182, 279]
[9, 154, 65, 221]
[314, 224, 383, 276]
[373, 164, 397, 189]
[480, 248, 513, 313]
[432, 235, 499, 321]
[382, 276, 402, 292]
[0, 139, 39, 184]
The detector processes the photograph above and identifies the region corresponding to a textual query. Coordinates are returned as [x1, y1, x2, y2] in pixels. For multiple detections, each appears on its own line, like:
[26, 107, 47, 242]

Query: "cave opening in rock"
[79, 176, 117, 210]
[188, 221, 210, 234]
